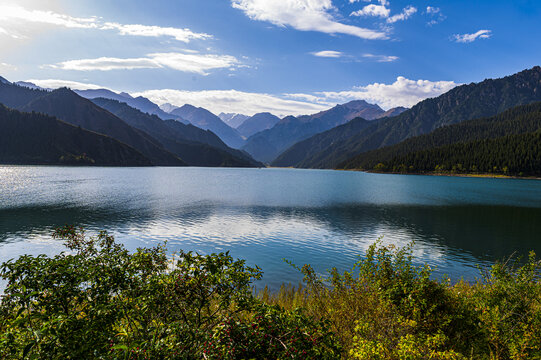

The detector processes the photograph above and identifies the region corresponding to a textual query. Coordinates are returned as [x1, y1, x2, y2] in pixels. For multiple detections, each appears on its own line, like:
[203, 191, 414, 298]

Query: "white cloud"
[49, 52, 240, 75]
[0, 62, 17, 71]
[426, 6, 440, 14]
[351, 4, 390, 18]
[387, 5, 417, 23]
[133, 89, 329, 117]
[0, 4, 210, 43]
[362, 53, 398, 62]
[453, 30, 492, 43]
[101, 23, 211, 43]
[25, 79, 109, 90]
[24, 76, 458, 117]
[286, 76, 458, 109]
[312, 50, 343, 58]
[231, 0, 387, 40]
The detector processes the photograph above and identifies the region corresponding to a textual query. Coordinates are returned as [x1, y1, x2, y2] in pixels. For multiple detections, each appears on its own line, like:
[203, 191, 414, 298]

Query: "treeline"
[1, 228, 541, 359]
[340, 102, 541, 176]
[359, 131, 541, 176]
[0, 104, 151, 166]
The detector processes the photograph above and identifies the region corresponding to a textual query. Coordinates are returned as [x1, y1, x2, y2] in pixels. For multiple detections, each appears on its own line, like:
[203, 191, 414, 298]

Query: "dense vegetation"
[0, 104, 151, 166]
[275, 66, 541, 169]
[340, 102, 541, 176]
[1, 228, 540, 359]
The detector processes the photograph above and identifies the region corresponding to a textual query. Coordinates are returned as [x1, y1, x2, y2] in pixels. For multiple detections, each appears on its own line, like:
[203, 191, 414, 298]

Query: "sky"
[0, 0, 539, 117]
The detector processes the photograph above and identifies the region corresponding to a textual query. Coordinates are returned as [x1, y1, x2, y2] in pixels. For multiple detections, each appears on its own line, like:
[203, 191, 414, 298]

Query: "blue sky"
[0, 0, 539, 116]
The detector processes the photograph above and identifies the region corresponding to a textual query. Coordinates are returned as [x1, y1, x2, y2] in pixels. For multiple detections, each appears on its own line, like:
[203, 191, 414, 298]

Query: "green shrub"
[0, 226, 339, 359]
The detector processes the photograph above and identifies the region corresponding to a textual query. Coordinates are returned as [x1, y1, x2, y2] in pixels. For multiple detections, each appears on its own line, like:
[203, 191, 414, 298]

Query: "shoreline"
[340, 168, 541, 180]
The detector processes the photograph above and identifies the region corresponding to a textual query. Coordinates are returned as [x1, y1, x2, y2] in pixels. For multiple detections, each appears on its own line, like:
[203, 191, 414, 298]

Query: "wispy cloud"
[425, 6, 446, 26]
[48, 52, 240, 75]
[311, 50, 343, 58]
[453, 30, 492, 43]
[134, 89, 329, 117]
[101, 23, 211, 43]
[25, 79, 108, 90]
[0, 4, 210, 43]
[285, 76, 458, 109]
[231, 0, 387, 40]
[426, 6, 440, 15]
[362, 53, 398, 62]
[387, 5, 417, 23]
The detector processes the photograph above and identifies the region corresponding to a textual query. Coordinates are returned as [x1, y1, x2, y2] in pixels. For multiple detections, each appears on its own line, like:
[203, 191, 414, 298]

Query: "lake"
[1, 166, 541, 290]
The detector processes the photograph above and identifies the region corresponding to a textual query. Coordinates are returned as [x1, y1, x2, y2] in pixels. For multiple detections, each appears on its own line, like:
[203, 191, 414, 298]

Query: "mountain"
[340, 101, 541, 172]
[218, 113, 250, 128]
[0, 79, 46, 108]
[20, 88, 186, 166]
[91, 97, 262, 167]
[381, 107, 408, 118]
[160, 103, 179, 114]
[75, 89, 175, 120]
[0, 103, 151, 166]
[242, 100, 390, 163]
[281, 66, 541, 169]
[14, 81, 47, 90]
[271, 117, 373, 167]
[170, 104, 245, 149]
[237, 112, 280, 138]
[348, 131, 541, 177]
[0, 76, 11, 85]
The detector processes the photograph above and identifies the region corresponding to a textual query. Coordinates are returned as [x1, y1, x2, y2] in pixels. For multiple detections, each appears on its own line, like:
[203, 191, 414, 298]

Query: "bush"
[1, 228, 540, 359]
[0, 226, 339, 359]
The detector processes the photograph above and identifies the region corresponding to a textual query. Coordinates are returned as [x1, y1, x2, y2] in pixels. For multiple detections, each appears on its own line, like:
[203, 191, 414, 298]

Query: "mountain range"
[339, 101, 541, 174]
[274, 66, 541, 169]
[218, 113, 250, 128]
[237, 112, 281, 138]
[0, 103, 151, 166]
[91, 98, 260, 167]
[170, 105, 245, 149]
[242, 100, 407, 163]
[0, 80, 260, 167]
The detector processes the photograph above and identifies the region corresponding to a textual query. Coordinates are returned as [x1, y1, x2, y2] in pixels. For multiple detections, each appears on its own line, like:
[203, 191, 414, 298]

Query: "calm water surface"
[1, 166, 541, 289]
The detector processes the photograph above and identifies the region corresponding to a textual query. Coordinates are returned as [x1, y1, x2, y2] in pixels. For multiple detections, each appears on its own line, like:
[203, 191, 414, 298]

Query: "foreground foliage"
[1, 228, 540, 359]
[0, 227, 339, 359]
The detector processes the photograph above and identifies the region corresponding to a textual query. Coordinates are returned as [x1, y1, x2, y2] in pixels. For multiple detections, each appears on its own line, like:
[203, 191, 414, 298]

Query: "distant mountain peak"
[160, 103, 179, 113]
[0, 76, 11, 85]
[341, 99, 383, 111]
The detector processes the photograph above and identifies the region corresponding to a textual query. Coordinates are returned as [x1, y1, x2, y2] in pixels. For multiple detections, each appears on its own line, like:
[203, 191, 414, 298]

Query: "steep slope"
[291, 66, 541, 169]
[170, 105, 245, 149]
[0, 103, 151, 166]
[340, 101, 541, 170]
[75, 89, 175, 120]
[347, 131, 541, 177]
[218, 113, 250, 128]
[91, 98, 261, 167]
[242, 100, 388, 163]
[272, 117, 373, 167]
[237, 112, 280, 138]
[0, 79, 47, 109]
[242, 116, 319, 163]
[381, 107, 408, 118]
[21, 88, 185, 166]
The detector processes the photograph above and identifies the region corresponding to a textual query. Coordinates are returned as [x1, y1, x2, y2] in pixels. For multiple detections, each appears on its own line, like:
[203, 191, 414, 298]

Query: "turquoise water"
[1, 166, 541, 289]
